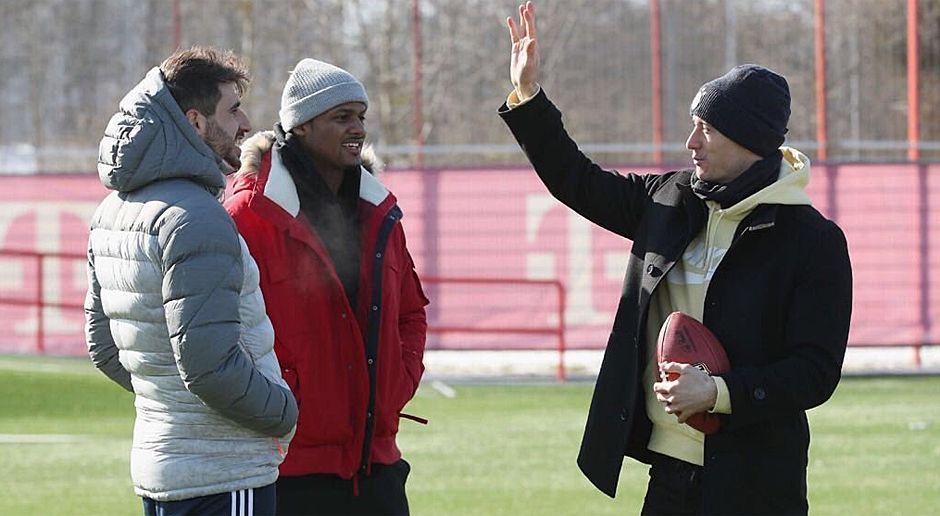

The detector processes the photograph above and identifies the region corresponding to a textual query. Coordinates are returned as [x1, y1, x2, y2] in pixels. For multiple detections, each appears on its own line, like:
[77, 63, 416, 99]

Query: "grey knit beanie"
[690, 64, 790, 157]
[279, 58, 369, 131]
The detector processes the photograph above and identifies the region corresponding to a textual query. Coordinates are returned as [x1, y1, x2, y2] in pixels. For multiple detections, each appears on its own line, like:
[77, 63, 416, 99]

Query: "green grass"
[0, 355, 137, 515]
[1, 355, 939, 515]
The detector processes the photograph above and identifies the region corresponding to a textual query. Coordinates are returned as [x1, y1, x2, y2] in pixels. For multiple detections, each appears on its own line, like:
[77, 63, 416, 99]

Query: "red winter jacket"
[224, 133, 428, 479]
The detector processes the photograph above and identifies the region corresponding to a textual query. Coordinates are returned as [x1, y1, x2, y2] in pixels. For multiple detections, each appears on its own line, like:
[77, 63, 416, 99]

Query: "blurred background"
[3, 0, 940, 172]
[2, 0, 939, 374]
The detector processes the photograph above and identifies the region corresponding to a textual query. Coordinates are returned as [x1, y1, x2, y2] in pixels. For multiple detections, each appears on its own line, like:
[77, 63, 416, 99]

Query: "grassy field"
[1, 355, 938, 515]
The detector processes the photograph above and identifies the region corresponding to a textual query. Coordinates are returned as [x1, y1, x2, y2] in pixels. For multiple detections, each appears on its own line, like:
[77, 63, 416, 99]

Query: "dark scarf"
[690, 150, 782, 208]
[274, 123, 361, 309]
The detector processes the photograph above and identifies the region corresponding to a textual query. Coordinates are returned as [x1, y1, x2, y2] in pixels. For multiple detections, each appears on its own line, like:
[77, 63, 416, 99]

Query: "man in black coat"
[500, 3, 852, 514]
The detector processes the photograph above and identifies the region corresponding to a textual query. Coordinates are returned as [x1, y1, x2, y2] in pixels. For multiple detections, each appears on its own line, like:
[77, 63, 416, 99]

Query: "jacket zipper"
[356, 206, 402, 484]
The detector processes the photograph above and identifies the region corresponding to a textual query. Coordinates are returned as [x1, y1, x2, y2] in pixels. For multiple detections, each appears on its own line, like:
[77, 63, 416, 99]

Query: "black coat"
[500, 90, 852, 515]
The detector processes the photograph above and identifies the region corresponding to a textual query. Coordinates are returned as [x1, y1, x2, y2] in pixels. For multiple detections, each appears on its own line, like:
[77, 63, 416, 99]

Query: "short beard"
[204, 119, 241, 170]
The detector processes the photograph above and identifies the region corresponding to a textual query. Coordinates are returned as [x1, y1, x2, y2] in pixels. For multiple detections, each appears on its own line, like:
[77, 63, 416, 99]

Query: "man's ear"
[185, 109, 208, 137]
[292, 120, 312, 137]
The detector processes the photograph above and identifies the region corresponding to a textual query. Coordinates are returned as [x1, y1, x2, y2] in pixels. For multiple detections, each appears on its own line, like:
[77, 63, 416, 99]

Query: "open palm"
[507, 1, 540, 99]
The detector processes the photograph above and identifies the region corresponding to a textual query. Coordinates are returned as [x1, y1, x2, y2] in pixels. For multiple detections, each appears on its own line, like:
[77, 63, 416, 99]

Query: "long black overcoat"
[500, 90, 852, 515]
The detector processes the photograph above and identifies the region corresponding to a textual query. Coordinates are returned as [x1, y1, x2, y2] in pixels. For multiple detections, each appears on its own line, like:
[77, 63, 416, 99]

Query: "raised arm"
[499, 1, 664, 239]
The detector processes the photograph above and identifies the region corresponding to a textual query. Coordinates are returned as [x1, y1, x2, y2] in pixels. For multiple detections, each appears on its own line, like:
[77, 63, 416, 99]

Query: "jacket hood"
[719, 146, 812, 217]
[97, 67, 227, 193]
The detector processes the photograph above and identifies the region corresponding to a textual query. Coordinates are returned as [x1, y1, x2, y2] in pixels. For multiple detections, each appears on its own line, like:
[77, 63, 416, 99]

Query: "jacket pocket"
[374, 350, 413, 438]
[288, 353, 355, 447]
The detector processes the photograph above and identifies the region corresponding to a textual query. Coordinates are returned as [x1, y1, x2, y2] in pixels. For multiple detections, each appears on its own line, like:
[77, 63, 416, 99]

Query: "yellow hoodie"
[642, 147, 813, 466]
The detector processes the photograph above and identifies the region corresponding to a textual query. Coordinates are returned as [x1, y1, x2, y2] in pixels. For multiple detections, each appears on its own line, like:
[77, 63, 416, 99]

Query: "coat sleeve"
[84, 246, 133, 392]
[498, 88, 663, 240]
[720, 222, 852, 429]
[159, 203, 297, 438]
[397, 247, 429, 404]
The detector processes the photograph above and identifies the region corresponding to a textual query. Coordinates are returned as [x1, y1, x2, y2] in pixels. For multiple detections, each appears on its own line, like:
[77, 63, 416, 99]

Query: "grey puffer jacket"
[84, 67, 297, 502]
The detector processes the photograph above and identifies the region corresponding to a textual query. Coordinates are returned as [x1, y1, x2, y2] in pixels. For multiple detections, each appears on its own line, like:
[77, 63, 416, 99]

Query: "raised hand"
[507, 1, 540, 99]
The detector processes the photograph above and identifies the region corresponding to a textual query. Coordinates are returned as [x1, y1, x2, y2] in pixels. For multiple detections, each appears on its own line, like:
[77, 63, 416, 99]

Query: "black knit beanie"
[690, 64, 790, 157]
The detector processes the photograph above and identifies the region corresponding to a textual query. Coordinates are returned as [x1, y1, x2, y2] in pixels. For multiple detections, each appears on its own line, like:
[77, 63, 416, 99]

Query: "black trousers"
[640, 452, 703, 516]
[142, 483, 276, 516]
[276, 459, 410, 516]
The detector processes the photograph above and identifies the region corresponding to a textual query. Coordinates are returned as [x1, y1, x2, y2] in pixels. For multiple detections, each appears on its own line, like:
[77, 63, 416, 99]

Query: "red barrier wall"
[1, 163, 937, 355]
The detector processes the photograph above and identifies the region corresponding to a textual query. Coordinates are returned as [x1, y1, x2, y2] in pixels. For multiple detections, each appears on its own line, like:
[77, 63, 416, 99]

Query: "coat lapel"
[639, 173, 705, 296]
[248, 148, 332, 262]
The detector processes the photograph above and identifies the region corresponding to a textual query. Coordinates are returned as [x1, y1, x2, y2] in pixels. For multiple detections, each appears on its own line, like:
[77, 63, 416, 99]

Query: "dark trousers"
[640, 453, 703, 516]
[142, 483, 276, 516]
[276, 459, 411, 516]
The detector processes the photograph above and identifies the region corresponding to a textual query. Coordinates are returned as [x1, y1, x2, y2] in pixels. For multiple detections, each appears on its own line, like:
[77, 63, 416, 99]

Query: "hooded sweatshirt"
[642, 147, 813, 466]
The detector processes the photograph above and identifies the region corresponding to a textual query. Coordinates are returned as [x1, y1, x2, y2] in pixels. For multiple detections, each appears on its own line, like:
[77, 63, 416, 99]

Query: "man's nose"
[238, 110, 252, 135]
[351, 117, 365, 135]
[686, 131, 699, 150]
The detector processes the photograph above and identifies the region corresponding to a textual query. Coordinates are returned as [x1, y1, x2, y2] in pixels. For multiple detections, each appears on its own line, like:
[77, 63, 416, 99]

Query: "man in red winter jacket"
[225, 58, 429, 516]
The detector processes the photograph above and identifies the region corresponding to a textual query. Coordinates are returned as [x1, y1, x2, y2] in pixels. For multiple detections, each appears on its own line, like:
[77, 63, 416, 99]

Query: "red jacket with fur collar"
[225, 133, 428, 479]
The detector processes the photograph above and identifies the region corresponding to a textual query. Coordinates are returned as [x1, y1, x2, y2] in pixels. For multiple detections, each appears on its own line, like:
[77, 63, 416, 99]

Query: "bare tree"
[0, 0, 937, 171]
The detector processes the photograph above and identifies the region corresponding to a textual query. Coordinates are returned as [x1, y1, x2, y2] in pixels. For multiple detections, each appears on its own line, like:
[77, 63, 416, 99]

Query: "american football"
[656, 312, 730, 434]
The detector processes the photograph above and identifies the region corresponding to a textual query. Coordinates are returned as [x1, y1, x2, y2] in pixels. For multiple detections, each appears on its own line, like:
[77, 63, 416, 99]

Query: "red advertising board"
[1, 163, 937, 355]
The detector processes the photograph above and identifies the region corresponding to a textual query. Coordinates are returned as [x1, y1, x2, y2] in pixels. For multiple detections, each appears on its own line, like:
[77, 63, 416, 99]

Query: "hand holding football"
[655, 312, 730, 434]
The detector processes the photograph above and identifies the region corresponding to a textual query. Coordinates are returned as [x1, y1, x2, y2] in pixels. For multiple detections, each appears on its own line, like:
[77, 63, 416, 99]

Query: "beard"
[204, 119, 242, 171]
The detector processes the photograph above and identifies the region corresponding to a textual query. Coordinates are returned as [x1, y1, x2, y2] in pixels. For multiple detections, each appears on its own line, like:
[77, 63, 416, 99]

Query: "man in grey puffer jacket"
[85, 46, 297, 515]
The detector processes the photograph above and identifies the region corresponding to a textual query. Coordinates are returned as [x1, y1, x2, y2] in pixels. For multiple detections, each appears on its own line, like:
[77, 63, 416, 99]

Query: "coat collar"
[676, 168, 778, 236]
[263, 147, 391, 217]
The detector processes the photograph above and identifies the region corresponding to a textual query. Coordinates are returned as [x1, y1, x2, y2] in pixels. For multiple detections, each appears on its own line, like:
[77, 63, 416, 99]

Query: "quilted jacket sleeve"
[159, 201, 297, 438]
[85, 246, 133, 392]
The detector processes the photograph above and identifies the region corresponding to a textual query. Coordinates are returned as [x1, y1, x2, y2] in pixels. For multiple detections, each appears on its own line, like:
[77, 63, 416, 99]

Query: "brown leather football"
[656, 311, 730, 434]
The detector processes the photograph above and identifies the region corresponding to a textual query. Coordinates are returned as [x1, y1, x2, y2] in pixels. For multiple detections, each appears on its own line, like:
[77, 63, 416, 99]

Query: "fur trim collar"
[235, 131, 390, 214]
[236, 130, 383, 177]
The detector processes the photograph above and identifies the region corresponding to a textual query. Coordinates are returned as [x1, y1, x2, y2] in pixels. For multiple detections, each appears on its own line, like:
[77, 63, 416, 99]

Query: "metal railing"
[0, 252, 571, 379]
[0, 249, 85, 354]
[422, 276, 567, 382]
[2, 247, 933, 373]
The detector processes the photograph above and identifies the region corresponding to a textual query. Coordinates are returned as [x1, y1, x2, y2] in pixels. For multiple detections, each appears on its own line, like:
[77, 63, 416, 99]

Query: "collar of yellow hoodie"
[707, 146, 813, 218]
